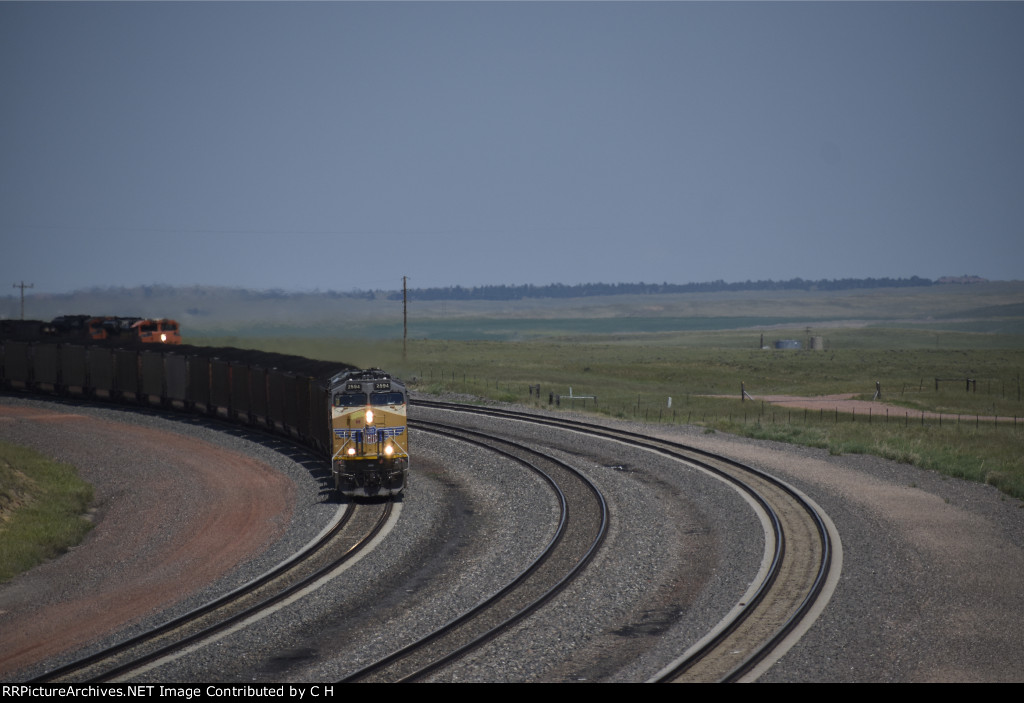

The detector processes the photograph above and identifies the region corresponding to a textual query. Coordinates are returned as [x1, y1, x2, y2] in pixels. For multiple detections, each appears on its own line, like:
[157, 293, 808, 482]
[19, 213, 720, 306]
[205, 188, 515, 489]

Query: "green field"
[0, 441, 94, 583]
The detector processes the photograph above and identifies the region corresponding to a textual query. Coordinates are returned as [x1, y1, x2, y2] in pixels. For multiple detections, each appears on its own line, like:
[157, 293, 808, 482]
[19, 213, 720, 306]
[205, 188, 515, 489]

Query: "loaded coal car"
[328, 368, 409, 498]
[50, 315, 94, 338]
[0, 320, 56, 341]
[0, 340, 32, 390]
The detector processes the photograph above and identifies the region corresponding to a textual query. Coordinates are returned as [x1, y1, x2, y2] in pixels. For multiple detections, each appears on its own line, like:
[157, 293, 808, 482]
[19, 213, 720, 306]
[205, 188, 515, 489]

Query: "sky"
[2, 1, 1023, 295]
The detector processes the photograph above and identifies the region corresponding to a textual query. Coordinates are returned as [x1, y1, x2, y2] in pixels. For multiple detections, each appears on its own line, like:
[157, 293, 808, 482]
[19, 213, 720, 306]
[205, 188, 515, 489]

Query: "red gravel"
[0, 404, 295, 677]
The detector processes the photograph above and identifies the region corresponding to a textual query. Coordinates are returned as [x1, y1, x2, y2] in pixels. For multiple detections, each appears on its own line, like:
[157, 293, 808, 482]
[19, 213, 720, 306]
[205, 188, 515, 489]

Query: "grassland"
[0, 441, 94, 583]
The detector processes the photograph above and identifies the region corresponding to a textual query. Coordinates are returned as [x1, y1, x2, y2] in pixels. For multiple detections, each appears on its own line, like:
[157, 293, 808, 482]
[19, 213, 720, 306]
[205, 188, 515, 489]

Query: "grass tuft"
[0, 441, 94, 583]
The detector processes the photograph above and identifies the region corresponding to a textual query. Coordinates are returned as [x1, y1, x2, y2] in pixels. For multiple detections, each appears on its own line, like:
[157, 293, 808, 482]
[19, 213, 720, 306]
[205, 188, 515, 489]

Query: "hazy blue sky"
[2, 1, 1022, 295]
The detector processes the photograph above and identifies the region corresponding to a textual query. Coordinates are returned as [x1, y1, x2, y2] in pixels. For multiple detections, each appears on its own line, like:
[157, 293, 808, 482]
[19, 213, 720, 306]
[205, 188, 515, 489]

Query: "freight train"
[0, 338, 408, 498]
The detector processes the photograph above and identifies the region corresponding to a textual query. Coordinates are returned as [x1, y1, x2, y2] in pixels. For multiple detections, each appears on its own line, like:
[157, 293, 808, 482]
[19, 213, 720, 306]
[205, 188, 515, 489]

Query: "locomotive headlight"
[384, 444, 394, 456]
[365, 409, 374, 424]
[347, 447, 357, 456]
[160, 333, 167, 342]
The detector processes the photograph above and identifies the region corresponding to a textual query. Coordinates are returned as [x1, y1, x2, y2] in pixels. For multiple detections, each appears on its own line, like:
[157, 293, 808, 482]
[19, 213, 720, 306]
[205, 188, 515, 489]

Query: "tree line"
[388, 277, 934, 302]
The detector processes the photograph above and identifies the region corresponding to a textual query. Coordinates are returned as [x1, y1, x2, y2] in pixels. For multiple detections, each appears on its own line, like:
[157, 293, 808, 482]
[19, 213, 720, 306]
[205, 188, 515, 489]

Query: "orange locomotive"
[130, 318, 181, 344]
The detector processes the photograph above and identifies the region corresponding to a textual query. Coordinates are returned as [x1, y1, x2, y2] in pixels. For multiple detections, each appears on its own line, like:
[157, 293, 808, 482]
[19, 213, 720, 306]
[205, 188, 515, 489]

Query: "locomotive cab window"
[370, 392, 405, 406]
[334, 392, 367, 407]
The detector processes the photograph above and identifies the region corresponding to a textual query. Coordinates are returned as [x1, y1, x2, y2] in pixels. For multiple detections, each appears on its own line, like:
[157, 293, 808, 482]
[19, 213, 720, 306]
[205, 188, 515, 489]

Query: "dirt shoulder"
[0, 402, 296, 678]
[743, 393, 1019, 424]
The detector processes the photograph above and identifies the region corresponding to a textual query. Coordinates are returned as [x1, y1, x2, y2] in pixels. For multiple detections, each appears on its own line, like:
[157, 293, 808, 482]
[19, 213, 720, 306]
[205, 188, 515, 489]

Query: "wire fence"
[413, 369, 1024, 433]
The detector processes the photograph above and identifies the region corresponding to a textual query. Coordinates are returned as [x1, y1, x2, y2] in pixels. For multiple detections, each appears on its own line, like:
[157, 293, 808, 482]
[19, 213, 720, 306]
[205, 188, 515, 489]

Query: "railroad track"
[341, 419, 608, 682]
[24, 397, 838, 683]
[412, 399, 841, 683]
[32, 500, 393, 683]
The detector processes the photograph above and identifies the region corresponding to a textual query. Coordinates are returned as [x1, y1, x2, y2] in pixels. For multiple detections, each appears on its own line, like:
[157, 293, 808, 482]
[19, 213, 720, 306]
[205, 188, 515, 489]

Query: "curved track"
[413, 399, 841, 682]
[342, 419, 608, 682]
[33, 500, 392, 683]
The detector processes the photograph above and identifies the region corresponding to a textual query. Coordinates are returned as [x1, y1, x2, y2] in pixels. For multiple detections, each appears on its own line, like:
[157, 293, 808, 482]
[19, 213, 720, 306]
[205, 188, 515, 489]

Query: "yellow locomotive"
[329, 369, 409, 498]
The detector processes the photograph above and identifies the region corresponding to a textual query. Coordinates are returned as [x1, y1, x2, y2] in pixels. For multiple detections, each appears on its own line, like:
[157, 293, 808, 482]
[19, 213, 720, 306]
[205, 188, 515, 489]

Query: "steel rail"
[414, 398, 834, 683]
[341, 419, 608, 683]
[33, 501, 392, 683]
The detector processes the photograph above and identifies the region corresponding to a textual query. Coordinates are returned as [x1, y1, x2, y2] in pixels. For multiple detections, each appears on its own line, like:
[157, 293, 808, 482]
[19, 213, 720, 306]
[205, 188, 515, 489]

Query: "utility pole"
[12, 281, 33, 320]
[402, 275, 408, 362]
